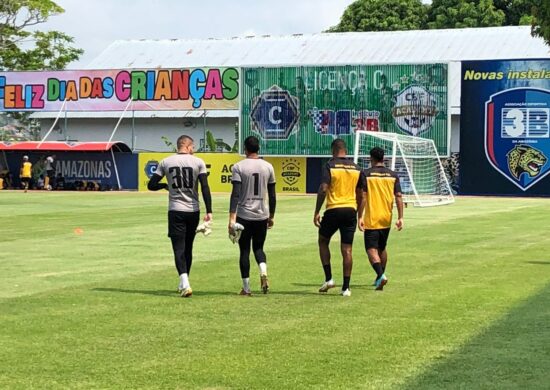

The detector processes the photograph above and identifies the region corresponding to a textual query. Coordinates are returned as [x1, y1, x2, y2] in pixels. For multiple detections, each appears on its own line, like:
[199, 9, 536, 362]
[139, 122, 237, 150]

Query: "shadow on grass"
[91, 287, 323, 298]
[92, 288, 179, 297]
[525, 260, 550, 265]
[401, 282, 550, 389]
[291, 282, 375, 290]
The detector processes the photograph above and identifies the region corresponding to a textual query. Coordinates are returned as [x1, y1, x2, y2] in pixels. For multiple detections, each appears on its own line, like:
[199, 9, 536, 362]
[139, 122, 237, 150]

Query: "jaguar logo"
[507, 145, 547, 180]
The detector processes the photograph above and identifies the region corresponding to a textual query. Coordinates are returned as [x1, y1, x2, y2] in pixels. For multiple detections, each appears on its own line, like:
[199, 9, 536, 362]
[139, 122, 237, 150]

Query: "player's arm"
[147, 173, 168, 191]
[314, 183, 328, 228]
[198, 173, 213, 222]
[228, 180, 241, 230]
[267, 182, 276, 228]
[314, 163, 331, 228]
[394, 176, 404, 230]
[356, 171, 366, 231]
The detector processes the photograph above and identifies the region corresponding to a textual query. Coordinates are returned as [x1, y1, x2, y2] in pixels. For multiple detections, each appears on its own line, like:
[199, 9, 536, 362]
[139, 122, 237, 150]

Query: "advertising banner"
[241, 64, 449, 156]
[139, 153, 307, 194]
[6, 152, 137, 189]
[461, 59, 550, 196]
[0, 68, 239, 111]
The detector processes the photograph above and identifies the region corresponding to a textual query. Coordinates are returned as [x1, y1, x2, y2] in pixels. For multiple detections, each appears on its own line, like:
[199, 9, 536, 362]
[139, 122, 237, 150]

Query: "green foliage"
[160, 136, 177, 152]
[328, 0, 428, 32]
[205, 129, 231, 152]
[0, 0, 83, 70]
[427, 0, 505, 29]
[493, 0, 535, 25]
[532, 1, 550, 46]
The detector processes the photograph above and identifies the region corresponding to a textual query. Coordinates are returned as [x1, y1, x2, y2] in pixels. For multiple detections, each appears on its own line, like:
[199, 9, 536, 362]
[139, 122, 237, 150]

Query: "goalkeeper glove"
[228, 222, 244, 244]
[196, 220, 213, 236]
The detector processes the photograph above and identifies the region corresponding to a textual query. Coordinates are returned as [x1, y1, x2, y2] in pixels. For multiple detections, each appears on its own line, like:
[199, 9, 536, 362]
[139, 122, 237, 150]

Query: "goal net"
[353, 131, 454, 207]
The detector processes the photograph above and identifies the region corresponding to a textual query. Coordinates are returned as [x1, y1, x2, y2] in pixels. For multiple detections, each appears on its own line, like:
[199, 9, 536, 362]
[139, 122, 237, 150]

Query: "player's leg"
[183, 212, 200, 275]
[339, 208, 357, 296]
[168, 211, 192, 297]
[380, 249, 388, 274]
[237, 218, 253, 295]
[374, 229, 390, 290]
[318, 210, 338, 292]
[251, 219, 269, 293]
[365, 229, 390, 291]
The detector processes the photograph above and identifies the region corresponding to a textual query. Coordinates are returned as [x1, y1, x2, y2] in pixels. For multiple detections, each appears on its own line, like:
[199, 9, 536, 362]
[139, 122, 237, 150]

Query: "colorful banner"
[460, 59, 550, 196]
[0, 68, 239, 111]
[241, 64, 449, 156]
[138, 153, 306, 194]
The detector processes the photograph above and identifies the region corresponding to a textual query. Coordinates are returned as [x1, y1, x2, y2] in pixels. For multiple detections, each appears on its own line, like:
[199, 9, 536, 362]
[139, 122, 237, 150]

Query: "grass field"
[1, 192, 549, 389]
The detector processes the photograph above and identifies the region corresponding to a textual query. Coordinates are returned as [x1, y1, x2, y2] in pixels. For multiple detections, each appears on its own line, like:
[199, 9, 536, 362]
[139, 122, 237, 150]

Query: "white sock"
[180, 273, 190, 289]
[242, 278, 250, 291]
[259, 262, 267, 275]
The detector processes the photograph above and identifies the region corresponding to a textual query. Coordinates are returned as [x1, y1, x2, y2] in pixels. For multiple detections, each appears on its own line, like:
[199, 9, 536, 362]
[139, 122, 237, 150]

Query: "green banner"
[241, 64, 449, 156]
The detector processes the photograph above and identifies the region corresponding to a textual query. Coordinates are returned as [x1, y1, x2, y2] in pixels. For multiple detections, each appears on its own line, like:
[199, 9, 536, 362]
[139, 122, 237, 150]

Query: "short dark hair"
[370, 147, 385, 162]
[176, 135, 193, 149]
[331, 139, 346, 155]
[244, 136, 260, 153]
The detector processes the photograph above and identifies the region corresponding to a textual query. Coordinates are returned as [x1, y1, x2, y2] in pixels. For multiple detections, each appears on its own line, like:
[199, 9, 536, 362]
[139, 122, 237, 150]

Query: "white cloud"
[42, 0, 355, 68]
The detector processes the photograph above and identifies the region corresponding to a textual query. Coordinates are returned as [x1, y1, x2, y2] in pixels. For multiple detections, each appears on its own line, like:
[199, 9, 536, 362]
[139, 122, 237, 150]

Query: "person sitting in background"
[36, 175, 45, 190]
[55, 173, 65, 190]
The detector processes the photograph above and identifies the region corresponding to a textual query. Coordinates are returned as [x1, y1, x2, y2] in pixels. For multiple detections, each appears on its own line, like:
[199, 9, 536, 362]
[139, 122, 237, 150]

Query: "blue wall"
[5, 152, 138, 190]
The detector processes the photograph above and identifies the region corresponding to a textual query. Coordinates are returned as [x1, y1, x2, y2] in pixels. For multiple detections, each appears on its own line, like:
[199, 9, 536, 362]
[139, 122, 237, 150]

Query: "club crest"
[485, 88, 550, 190]
[391, 85, 438, 136]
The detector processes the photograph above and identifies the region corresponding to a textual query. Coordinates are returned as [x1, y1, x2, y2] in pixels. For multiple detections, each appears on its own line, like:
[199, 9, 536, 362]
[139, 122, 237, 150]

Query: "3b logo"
[485, 88, 550, 191]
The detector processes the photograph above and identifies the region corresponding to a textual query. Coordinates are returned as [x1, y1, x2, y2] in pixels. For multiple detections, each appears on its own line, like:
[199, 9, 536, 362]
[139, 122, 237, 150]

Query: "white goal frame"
[353, 131, 454, 207]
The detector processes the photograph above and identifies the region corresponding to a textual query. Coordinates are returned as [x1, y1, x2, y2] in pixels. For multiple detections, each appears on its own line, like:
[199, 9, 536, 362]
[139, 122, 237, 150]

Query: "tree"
[493, 0, 535, 25]
[328, 0, 428, 32]
[427, 0, 505, 29]
[532, 1, 550, 46]
[0, 0, 83, 71]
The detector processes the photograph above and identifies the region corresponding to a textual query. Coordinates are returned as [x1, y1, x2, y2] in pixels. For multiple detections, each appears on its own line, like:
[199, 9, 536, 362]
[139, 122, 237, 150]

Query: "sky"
[42, 0, 357, 68]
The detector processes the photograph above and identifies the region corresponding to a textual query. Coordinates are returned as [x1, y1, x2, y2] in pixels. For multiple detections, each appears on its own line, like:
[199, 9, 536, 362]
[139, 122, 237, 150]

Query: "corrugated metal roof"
[85, 26, 548, 70]
[79, 26, 548, 115]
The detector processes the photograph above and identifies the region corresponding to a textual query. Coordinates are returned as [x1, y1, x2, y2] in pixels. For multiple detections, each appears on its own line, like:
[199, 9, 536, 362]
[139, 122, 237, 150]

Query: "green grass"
[1, 192, 549, 389]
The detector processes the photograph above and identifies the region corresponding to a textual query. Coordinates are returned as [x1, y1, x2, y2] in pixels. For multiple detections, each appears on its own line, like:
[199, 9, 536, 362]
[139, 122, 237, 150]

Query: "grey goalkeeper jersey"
[155, 153, 207, 212]
[232, 158, 275, 221]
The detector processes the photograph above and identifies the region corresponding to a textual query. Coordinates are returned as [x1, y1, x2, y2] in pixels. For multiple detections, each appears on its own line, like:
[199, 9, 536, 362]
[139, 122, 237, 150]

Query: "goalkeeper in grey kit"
[148, 135, 213, 298]
[228, 136, 276, 296]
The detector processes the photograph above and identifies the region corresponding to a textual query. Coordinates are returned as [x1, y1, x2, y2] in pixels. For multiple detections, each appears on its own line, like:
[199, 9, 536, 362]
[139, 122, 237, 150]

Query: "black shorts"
[168, 210, 200, 238]
[20, 177, 30, 185]
[46, 169, 55, 179]
[236, 217, 268, 246]
[319, 207, 357, 245]
[364, 228, 391, 251]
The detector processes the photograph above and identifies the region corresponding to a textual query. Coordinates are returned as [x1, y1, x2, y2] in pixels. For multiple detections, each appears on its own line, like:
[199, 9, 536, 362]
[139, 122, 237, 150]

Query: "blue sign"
[6, 152, 137, 190]
[485, 88, 550, 191]
[250, 87, 299, 140]
[460, 59, 550, 196]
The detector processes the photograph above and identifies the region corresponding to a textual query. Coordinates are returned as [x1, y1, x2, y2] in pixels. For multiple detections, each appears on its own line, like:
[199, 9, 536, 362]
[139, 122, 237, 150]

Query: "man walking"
[148, 135, 212, 297]
[228, 136, 276, 296]
[358, 147, 404, 291]
[313, 139, 365, 297]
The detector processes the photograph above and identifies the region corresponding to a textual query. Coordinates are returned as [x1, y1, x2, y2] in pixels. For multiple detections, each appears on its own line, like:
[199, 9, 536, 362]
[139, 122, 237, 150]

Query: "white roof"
[86, 26, 548, 69]
[33, 27, 546, 119]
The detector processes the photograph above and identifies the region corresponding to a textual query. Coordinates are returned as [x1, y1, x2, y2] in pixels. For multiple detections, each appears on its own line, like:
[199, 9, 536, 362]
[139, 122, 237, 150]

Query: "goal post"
[353, 131, 455, 207]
